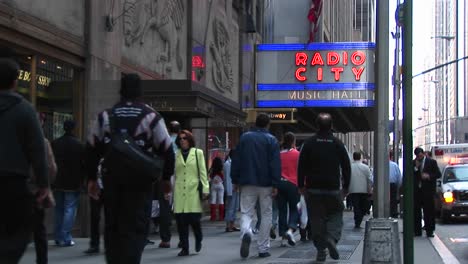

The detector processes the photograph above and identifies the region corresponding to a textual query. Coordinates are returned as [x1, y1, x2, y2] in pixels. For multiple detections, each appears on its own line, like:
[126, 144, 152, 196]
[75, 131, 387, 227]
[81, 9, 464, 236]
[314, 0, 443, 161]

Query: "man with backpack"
[86, 74, 175, 264]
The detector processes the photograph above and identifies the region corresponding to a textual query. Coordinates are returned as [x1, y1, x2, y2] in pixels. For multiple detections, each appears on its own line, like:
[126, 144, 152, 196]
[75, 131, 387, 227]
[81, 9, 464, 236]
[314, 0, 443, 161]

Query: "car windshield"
[444, 167, 468, 182]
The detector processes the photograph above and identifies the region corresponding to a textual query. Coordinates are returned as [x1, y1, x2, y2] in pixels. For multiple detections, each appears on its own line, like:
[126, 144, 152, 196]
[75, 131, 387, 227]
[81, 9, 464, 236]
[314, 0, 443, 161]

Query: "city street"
[19, 211, 448, 264]
[436, 216, 468, 263]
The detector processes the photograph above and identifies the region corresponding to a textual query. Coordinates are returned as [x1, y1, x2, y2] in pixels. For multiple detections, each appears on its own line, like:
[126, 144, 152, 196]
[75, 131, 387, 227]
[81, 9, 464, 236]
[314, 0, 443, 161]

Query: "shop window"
[35, 56, 75, 140]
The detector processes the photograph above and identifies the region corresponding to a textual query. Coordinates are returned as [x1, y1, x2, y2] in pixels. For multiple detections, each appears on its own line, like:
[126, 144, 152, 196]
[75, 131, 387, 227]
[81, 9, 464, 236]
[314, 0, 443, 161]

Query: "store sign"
[18, 69, 52, 87]
[256, 42, 375, 108]
[245, 108, 297, 123]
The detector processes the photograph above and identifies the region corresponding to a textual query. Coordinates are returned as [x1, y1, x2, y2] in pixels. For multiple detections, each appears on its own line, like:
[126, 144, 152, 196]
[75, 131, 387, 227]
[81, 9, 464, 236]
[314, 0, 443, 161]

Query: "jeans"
[255, 197, 277, 230]
[225, 191, 240, 223]
[240, 185, 272, 254]
[0, 178, 34, 264]
[277, 180, 299, 236]
[54, 191, 80, 244]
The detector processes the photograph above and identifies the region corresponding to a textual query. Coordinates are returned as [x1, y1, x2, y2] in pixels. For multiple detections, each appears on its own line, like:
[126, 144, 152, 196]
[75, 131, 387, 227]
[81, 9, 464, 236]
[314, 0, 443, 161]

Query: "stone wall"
[1, 0, 85, 38]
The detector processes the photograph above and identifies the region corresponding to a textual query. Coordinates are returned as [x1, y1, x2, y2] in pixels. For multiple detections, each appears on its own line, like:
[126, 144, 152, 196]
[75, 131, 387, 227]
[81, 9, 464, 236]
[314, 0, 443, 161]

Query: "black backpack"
[103, 111, 164, 185]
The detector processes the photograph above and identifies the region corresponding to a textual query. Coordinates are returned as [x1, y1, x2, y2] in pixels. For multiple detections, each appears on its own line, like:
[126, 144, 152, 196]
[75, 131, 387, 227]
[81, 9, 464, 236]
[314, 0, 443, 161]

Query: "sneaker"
[270, 227, 277, 239]
[326, 238, 339, 260]
[58, 241, 75, 247]
[83, 247, 99, 254]
[240, 233, 251, 259]
[316, 250, 327, 262]
[252, 228, 259, 235]
[258, 252, 271, 258]
[285, 230, 296, 246]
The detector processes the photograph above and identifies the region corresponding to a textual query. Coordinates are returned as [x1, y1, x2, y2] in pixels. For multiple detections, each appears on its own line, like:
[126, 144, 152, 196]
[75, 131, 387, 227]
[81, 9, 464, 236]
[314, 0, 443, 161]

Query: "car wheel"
[441, 210, 451, 223]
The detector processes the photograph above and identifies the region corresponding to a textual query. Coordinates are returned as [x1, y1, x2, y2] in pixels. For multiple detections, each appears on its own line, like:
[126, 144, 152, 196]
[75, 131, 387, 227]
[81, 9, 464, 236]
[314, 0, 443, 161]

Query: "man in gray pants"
[297, 113, 351, 262]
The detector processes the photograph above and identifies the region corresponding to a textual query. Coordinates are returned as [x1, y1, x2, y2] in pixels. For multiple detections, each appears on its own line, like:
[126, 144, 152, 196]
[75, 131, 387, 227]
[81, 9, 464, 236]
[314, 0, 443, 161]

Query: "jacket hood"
[0, 91, 21, 114]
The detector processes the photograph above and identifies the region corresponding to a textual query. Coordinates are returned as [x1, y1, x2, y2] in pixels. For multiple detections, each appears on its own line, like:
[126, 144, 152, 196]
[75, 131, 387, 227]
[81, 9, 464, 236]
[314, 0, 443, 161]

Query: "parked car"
[435, 159, 468, 223]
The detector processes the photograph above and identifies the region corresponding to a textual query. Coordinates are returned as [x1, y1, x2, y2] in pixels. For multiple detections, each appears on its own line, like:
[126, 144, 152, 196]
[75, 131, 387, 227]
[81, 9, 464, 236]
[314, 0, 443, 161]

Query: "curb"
[429, 234, 460, 264]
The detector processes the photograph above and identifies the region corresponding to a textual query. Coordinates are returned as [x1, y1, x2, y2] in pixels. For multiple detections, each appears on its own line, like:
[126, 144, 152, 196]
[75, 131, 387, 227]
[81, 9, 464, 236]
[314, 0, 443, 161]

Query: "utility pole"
[402, 0, 414, 263]
[393, 0, 402, 162]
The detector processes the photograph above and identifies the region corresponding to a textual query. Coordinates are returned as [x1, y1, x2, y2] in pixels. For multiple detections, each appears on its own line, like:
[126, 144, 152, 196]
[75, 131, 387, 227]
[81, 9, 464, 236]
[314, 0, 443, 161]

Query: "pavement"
[19, 211, 448, 264]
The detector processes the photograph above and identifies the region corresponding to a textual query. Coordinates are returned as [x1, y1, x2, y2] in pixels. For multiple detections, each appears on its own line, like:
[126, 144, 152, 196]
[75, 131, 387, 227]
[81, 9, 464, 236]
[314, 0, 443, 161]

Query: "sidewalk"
[20, 211, 445, 264]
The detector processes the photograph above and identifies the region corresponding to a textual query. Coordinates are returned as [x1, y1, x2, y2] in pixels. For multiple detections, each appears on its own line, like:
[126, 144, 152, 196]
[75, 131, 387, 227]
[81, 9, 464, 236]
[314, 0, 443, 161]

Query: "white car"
[436, 163, 468, 223]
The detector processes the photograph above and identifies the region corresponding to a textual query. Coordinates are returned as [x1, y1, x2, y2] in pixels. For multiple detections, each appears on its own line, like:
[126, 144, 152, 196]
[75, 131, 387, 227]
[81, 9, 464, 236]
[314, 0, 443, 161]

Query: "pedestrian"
[277, 132, 300, 246]
[297, 112, 351, 262]
[172, 130, 210, 256]
[83, 159, 104, 254]
[209, 157, 225, 221]
[389, 151, 402, 218]
[31, 113, 57, 264]
[152, 120, 180, 248]
[348, 152, 373, 228]
[231, 113, 281, 259]
[412, 147, 441, 237]
[51, 120, 85, 247]
[152, 175, 173, 248]
[224, 149, 240, 232]
[86, 73, 175, 264]
[0, 57, 50, 263]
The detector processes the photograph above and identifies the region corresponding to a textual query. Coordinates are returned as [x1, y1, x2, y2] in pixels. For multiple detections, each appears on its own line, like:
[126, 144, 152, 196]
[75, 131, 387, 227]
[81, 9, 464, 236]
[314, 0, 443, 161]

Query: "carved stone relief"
[209, 18, 233, 94]
[122, 0, 185, 77]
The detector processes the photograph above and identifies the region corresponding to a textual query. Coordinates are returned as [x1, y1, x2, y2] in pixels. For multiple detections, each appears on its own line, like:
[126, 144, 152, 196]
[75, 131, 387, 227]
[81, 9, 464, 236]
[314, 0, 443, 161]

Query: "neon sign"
[294, 51, 366, 82]
[255, 42, 375, 108]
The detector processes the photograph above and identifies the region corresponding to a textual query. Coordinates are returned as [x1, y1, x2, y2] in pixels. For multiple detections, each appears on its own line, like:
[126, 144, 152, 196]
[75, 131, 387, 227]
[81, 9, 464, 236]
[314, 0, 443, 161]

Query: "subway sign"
[255, 42, 375, 108]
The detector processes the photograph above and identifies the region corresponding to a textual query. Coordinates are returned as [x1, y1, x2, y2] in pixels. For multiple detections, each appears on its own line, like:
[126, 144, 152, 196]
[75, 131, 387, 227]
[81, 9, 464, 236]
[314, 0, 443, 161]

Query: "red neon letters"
[294, 51, 366, 82]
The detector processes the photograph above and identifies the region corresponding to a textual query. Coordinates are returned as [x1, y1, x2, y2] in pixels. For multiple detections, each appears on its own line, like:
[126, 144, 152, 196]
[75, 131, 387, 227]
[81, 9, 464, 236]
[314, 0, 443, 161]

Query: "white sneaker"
[286, 230, 296, 246]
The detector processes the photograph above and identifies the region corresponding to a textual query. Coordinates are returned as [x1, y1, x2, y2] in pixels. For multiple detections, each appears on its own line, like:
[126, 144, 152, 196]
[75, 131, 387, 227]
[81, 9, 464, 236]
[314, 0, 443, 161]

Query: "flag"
[307, 0, 323, 43]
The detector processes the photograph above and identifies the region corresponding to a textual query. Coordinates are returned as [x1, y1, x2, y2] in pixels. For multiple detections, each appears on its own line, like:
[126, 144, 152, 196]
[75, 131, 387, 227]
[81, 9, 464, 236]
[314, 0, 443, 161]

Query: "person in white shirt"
[348, 152, 373, 228]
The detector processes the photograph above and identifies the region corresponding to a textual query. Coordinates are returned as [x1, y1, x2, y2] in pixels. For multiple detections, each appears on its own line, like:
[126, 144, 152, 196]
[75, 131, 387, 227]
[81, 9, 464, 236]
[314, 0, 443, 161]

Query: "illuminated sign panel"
[256, 43, 375, 108]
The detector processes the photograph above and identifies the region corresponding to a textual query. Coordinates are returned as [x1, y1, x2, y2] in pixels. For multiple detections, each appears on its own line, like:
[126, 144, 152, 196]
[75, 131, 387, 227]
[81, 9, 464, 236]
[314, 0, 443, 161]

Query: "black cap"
[414, 147, 424, 156]
[120, 73, 142, 99]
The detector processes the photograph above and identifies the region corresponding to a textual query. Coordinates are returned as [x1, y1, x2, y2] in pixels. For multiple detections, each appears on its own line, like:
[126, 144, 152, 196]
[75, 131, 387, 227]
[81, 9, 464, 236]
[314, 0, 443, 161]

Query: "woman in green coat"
[173, 130, 209, 256]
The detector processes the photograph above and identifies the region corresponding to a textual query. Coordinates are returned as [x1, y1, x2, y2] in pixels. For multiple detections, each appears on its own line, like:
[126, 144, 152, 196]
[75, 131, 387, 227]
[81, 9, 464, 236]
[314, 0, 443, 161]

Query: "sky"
[388, 0, 435, 124]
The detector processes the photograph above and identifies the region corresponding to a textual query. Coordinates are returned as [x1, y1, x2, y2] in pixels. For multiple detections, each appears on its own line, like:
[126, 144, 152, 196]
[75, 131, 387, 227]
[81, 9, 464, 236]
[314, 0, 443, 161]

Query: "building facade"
[260, 0, 376, 165]
[0, 0, 259, 235]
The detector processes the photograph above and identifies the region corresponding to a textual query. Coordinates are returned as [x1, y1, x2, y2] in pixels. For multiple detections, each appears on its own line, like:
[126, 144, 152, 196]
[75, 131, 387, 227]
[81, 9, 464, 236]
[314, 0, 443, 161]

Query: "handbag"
[195, 149, 204, 200]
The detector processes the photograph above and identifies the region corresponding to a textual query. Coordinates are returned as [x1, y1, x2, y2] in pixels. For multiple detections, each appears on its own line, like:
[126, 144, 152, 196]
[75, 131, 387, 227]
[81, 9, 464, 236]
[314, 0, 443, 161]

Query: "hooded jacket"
[0, 91, 48, 187]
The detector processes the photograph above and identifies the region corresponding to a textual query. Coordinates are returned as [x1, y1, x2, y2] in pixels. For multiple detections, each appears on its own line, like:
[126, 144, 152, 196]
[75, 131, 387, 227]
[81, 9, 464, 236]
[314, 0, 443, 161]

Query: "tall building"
[261, 0, 376, 161]
[0, 0, 260, 236]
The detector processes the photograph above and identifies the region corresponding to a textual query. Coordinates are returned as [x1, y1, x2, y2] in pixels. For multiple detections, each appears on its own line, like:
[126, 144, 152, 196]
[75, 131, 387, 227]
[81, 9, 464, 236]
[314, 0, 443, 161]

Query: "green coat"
[173, 148, 209, 213]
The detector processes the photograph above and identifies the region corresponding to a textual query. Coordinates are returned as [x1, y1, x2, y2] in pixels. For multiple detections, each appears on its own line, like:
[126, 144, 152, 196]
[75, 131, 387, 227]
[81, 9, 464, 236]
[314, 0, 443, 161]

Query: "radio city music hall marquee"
[255, 43, 375, 108]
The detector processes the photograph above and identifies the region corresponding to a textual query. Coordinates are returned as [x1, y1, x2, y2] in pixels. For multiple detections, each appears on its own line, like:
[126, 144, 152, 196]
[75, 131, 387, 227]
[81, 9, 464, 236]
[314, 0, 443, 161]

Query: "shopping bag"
[151, 200, 160, 218]
[297, 195, 308, 229]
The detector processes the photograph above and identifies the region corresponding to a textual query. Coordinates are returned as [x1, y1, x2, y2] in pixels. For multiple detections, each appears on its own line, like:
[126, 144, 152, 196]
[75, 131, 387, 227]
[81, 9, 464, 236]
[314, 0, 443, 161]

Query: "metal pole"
[402, 0, 414, 263]
[393, 0, 402, 163]
[373, 0, 390, 218]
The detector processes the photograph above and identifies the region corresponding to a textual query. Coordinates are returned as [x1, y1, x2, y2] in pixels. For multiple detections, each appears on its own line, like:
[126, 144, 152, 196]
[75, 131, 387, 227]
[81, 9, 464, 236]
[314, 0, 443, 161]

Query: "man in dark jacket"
[412, 147, 441, 237]
[297, 113, 351, 262]
[231, 113, 281, 259]
[86, 74, 175, 264]
[51, 120, 85, 247]
[0, 57, 50, 263]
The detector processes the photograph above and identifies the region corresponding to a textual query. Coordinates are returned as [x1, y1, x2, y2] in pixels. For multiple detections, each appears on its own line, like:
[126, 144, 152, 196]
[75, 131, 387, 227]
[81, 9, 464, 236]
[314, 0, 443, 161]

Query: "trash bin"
[362, 218, 401, 264]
